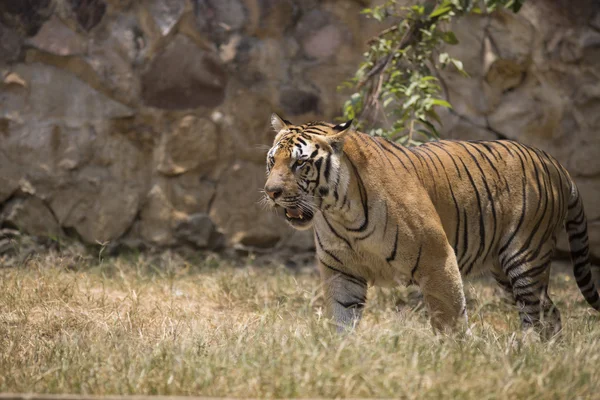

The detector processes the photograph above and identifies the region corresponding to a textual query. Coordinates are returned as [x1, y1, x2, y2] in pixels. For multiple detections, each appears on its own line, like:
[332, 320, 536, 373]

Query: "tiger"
[264, 113, 600, 337]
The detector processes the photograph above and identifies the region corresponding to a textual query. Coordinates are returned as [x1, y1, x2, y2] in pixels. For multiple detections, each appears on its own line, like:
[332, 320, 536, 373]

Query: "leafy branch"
[341, 0, 525, 146]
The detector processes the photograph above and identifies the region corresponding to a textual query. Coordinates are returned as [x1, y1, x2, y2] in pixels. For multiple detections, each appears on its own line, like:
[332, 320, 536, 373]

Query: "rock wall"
[1, 0, 599, 257]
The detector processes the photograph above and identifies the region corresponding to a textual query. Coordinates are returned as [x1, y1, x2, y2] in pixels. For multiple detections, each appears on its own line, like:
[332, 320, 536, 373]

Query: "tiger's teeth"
[299, 215, 304, 219]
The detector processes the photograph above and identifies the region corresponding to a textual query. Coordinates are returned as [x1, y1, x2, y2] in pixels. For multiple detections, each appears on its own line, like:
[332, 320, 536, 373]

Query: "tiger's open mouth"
[284, 206, 314, 228]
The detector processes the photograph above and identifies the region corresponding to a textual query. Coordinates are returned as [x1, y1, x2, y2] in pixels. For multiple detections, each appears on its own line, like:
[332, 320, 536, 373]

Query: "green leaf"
[442, 31, 459, 45]
[429, 5, 453, 18]
[506, 0, 524, 13]
[431, 99, 452, 108]
[426, 109, 443, 125]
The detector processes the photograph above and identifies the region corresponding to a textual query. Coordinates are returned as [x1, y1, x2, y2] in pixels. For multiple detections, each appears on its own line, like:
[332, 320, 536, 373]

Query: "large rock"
[68, 0, 106, 32]
[156, 116, 219, 176]
[195, 0, 247, 44]
[146, 0, 186, 36]
[138, 183, 181, 246]
[0, 63, 133, 122]
[174, 213, 225, 249]
[210, 161, 292, 248]
[25, 16, 87, 56]
[1, 196, 61, 238]
[0, 22, 22, 63]
[141, 34, 227, 109]
[0, 118, 149, 244]
[0, 0, 53, 37]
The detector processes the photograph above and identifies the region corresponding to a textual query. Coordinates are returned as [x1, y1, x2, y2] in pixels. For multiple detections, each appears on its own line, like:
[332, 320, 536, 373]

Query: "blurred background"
[0, 0, 599, 261]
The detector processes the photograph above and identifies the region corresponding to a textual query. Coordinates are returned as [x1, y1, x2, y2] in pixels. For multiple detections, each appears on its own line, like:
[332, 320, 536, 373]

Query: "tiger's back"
[408, 139, 571, 277]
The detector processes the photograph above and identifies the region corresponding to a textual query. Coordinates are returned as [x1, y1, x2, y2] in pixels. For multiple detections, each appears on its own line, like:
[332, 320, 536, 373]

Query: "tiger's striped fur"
[264, 114, 599, 337]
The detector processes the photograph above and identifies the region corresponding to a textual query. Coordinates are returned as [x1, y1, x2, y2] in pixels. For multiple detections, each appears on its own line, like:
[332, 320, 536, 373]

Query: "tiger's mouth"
[284, 206, 314, 229]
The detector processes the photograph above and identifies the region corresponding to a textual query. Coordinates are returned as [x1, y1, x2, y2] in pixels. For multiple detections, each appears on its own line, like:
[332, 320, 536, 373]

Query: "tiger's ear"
[271, 113, 292, 133]
[326, 120, 353, 152]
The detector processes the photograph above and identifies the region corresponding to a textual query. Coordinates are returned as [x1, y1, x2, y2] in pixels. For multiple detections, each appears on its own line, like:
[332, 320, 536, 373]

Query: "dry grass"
[1, 250, 599, 399]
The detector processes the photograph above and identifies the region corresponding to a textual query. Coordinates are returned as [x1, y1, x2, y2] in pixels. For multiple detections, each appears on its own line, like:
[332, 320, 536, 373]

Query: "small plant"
[342, 0, 525, 145]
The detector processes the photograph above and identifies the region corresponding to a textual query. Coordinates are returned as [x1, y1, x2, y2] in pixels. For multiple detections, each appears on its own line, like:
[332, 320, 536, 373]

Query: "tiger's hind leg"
[500, 240, 561, 340]
[490, 261, 516, 306]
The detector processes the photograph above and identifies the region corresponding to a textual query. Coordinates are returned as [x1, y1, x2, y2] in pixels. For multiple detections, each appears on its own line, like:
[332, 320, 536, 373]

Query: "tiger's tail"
[566, 183, 600, 311]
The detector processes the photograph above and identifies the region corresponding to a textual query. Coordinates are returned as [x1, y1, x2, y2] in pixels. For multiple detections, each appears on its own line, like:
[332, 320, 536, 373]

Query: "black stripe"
[345, 157, 369, 232]
[576, 271, 592, 287]
[569, 228, 588, 242]
[571, 247, 589, 260]
[429, 142, 462, 179]
[382, 200, 389, 236]
[457, 156, 485, 276]
[386, 226, 399, 263]
[320, 258, 367, 287]
[512, 279, 539, 290]
[335, 300, 365, 309]
[378, 140, 411, 172]
[519, 260, 551, 279]
[459, 143, 498, 264]
[426, 147, 461, 256]
[467, 142, 503, 185]
[458, 209, 469, 267]
[385, 139, 421, 177]
[493, 140, 516, 157]
[502, 146, 551, 271]
[305, 126, 327, 134]
[323, 215, 352, 249]
[587, 291, 600, 306]
[312, 157, 323, 189]
[480, 142, 501, 162]
[411, 246, 423, 280]
[413, 147, 439, 199]
[367, 135, 396, 171]
[324, 154, 332, 182]
[315, 230, 342, 264]
[515, 297, 541, 307]
[355, 225, 377, 241]
[498, 144, 528, 257]
[419, 146, 441, 174]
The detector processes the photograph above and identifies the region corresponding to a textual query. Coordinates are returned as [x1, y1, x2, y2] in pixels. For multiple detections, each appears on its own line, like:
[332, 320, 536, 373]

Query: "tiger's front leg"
[318, 261, 368, 332]
[413, 242, 469, 334]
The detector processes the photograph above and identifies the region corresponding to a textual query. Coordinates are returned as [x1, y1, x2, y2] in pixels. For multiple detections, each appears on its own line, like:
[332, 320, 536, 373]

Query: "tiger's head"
[264, 113, 353, 230]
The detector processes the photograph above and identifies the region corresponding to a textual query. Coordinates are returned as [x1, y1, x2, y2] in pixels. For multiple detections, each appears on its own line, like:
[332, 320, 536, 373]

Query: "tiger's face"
[264, 114, 352, 230]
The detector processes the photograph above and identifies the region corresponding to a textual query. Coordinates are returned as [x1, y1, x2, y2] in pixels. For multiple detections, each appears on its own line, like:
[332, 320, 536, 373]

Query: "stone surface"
[1, 196, 61, 238]
[174, 213, 225, 249]
[141, 34, 227, 110]
[0, 22, 22, 63]
[303, 24, 344, 60]
[146, 0, 186, 36]
[0, 63, 133, 122]
[195, 0, 247, 44]
[210, 161, 291, 248]
[138, 183, 181, 247]
[157, 116, 219, 176]
[0, 0, 598, 258]
[68, 0, 107, 31]
[0, 0, 54, 37]
[26, 16, 87, 56]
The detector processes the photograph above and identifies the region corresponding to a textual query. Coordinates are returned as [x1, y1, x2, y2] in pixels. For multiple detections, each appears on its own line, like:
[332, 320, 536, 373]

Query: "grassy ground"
[1, 250, 599, 399]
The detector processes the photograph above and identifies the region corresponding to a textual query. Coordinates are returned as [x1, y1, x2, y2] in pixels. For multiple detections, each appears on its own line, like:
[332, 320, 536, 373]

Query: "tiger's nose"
[265, 186, 283, 200]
